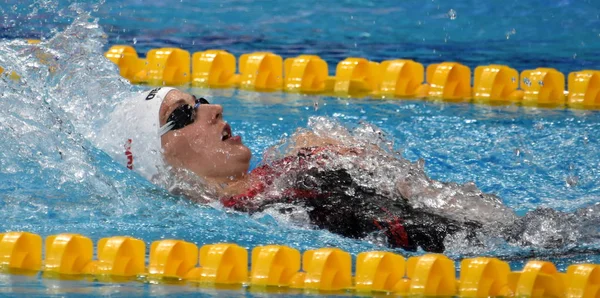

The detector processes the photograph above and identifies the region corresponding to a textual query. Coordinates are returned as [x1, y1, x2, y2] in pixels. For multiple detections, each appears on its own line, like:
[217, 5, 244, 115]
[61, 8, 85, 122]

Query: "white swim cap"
[97, 87, 176, 180]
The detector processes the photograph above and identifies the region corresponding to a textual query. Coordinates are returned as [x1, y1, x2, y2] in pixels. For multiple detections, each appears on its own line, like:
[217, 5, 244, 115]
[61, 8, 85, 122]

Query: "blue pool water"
[1, 0, 600, 296]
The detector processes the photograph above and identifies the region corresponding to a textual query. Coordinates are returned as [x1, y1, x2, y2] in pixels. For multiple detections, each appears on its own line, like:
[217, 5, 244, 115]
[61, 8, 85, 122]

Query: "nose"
[198, 104, 223, 123]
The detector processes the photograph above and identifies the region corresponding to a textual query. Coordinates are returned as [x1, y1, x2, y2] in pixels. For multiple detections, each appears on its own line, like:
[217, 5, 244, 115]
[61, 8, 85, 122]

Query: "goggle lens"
[159, 96, 210, 136]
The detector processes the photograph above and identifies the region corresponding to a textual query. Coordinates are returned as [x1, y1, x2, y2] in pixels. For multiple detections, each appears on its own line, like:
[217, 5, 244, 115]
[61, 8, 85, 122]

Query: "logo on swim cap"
[145, 88, 163, 100]
[124, 138, 133, 170]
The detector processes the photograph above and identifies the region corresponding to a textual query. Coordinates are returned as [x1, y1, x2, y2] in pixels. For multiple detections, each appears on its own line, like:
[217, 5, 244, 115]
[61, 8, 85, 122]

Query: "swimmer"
[98, 87, 599, 253]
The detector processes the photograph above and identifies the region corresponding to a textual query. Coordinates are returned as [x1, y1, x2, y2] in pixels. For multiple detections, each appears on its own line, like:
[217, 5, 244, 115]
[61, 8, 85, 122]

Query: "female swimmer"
[98, 87, 598, 253]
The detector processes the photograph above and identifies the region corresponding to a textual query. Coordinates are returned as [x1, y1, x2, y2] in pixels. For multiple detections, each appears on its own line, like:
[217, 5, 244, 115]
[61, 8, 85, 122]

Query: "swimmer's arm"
[291, 131, 341, 149]
[287, 131, 382, 156]
[286, 131, 359, 156]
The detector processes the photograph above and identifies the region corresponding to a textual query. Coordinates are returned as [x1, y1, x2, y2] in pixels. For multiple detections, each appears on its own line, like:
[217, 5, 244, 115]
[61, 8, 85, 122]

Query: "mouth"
[221, 123, 232, 141]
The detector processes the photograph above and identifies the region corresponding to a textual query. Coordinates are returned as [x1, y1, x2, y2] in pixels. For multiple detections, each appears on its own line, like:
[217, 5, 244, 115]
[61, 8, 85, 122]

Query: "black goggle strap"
[158, 96, 210, 136]
[195, 96, 210, 105]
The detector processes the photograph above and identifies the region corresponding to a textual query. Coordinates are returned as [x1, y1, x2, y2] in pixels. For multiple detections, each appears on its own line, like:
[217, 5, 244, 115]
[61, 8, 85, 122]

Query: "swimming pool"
[1, 0, 599, 296]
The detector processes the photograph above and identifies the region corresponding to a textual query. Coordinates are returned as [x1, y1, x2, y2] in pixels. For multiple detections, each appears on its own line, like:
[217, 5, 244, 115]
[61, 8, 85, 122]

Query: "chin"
[236, 149, 252, 172]
[233, 144, 252, 162]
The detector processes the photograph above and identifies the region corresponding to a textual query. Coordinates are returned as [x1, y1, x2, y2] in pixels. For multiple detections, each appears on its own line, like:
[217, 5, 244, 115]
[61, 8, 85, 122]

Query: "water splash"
[0, 6, 598, 261]
[0, 12, 384, 256]
[0, 10, 183, 236]
[257, 116, 600, 252]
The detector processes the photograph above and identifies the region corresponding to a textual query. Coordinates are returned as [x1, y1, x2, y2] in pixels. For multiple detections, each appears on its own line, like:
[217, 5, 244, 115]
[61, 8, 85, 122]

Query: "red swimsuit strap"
[220, 146, 335, 210]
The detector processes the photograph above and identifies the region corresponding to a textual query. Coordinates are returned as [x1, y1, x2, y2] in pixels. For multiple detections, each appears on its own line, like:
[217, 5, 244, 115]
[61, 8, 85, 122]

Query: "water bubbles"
[27, 7, 39, 18]
[514, 208, 582, 248]
[447, 9, 457, 20]
[506, 28, 516, 40]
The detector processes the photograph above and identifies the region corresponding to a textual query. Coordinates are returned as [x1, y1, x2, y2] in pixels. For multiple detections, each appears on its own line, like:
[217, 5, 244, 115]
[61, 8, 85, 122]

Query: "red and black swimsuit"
[222, 147, 471, 253]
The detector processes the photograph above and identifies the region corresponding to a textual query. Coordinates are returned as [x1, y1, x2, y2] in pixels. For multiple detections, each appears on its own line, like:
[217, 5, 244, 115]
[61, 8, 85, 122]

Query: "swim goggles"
[159, 96, 210, 136]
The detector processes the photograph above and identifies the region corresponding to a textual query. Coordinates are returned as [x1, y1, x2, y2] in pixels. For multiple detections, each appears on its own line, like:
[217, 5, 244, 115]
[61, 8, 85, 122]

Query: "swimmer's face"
[159, 90, 251, 182]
